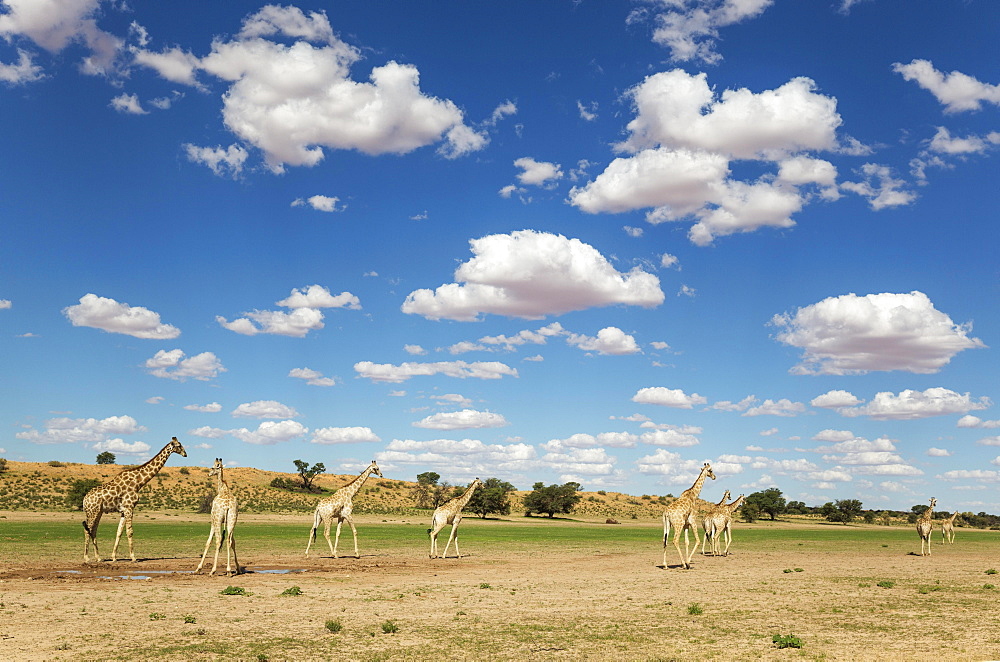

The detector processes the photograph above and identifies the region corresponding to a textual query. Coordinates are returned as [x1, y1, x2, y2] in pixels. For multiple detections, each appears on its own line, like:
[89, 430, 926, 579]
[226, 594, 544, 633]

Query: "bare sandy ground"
[1, 515, 999, 661]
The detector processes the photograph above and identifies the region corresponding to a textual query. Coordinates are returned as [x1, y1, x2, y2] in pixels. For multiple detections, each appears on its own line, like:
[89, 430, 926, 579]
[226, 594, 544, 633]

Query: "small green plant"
[984, 584, 995, 590]
[221, 586, 251, 596]
[281, 586, 303, 596]
[881, 544, 888, 547]
[794, 568, 804, 572]
[256, 655, 268, 662]
[381, 620, 399, 634]
[773, 633, 803, 649]
[687, 603, 703, 615]
[783, 568, 793, 573]
[479, 582, 491, 589]
[986, 568, 998, 575]
[183, 615, 196, 624]
[149, 612, 166, 620]
[876, 580, 895, 589]
[325, 619, 343, 634]
[858, 582, 871, 588]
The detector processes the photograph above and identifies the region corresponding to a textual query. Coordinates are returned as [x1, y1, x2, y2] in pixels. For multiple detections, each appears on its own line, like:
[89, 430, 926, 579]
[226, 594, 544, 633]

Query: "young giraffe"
[661, 462, 716, 569]
[941, 511, 960, 544]
[82, 437, 187, 563]
[699, 489, 731, 555]
[429, 478, 483, 559]
[305, 460, 383, 558]
[195, 458, 240, 576]
[916, 497, 937, 556]
[706, 494, 745, 557]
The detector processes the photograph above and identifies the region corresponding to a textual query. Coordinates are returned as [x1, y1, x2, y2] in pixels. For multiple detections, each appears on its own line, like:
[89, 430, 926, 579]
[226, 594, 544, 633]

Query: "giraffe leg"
[673, 529, 687, 570]
[111, 514, 127, 562]
[442, 524, 457, 558]
[661, 514, 670, 567]
[211, 524, 224, 575]
[332, 519, 342, 558]
[195, 525, 215, 573]
[305, 510, 321, 556]
[84, 512, 102, 563]
[346, 516, 359, 558]
[125, 511, 136, 562]
[723, 524, 732, 556]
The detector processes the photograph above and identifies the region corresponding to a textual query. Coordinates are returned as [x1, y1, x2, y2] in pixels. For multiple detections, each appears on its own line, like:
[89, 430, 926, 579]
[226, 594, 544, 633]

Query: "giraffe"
[941, 511, 959, 544]
[706, 494, 745, 557]
[195, 458, 240, 576]
[916, 497, 937, 556]
[429, 477, 483, 559]
[699, 489, 731, 555]
[661, 462, 716, 569]
[82, 437, 187, 563]
[305, 460, 383, 558]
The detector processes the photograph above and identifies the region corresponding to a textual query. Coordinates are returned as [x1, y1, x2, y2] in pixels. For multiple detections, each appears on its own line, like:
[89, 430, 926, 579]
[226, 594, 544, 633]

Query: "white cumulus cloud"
[63, 293, 180, 339]
[144, 349, 225, 381]
[231, 400, 300, 419]
[839, 388, 991, 420]
[567, 327, 641, 355]
[311, 426, 381, 444]
[412, 409, 510, 431]
[632, 387, 707, 408]
[354, 360, 518, 383]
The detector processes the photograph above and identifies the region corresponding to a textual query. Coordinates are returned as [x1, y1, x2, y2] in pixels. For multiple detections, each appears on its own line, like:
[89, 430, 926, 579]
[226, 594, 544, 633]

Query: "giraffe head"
[929, 496, 937, 510]
[702, 462, 716, 481]
[209, 458, 223, 476]
[731, 494, 746, 508]
[169, 436, 188, 458]
[369, 460, 383, 478]
[472, 477, 483, 490]
[721, 489, 731, 502]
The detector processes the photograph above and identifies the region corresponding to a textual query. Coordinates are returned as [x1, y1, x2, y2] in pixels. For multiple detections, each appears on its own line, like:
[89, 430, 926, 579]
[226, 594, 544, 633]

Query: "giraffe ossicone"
[82, 437, 187, 563]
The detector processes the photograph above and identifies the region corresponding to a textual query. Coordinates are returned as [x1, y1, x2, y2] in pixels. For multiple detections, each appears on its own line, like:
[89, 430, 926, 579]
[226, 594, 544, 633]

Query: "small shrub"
[183, 615, 196, 624]
[281, 586, 303, 596]
[876, 580, 895, 589]
[220, 586, 251, 596]
[0, 458, 7, 473]
[783, 568, 793, 573]
[149, 612, 166, 620]
[773, 633, 803, 649]
[179, 467, 190, 475]
[794, 568, 804, 573]
[479, 582, 491, 589]
[381, 620, 399, 634]
[47, 460, 65, 467]
[325, 620, 343, 634]
[687, 603, 703, 615]
[984, 584, 995, 590]
[986, 568, 998, 575]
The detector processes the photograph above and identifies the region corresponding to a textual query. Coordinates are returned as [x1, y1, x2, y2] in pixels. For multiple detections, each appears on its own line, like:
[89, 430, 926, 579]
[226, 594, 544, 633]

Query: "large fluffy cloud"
[144, 349, 225, 381]
[217, 284, 359, 337]
[63, 293, 180, 339]
[16, 414, 145, 445]
[402, 230, 663, 321]
[632, 387, 707, 409]
[569, 70, 843, 245]
[162, 5, 486, 172]
[838, 388, 991, 420]
[412, 409, 510, 431]
[771, 291, 985, 375]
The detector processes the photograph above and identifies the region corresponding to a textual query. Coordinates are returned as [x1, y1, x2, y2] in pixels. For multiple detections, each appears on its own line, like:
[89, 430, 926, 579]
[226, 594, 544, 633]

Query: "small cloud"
[184, 402, 223, 413]
[291, 195, 346, 213]
[927, 447, 952, 457]
[288, 368, 336, 387]
[110, 93, 148, 115]
[146, 396, 164, 405]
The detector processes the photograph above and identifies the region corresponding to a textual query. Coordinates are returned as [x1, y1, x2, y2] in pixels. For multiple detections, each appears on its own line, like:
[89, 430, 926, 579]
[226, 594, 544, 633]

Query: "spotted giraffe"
[196, 458, 240, 576]
[429, 478, 483, 559]
[305, 460, 383, 558]
[82, 437, 187, 562]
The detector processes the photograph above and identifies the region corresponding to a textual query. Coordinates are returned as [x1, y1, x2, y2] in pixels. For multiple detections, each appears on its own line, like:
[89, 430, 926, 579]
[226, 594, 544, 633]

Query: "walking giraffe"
[661, 462, 716, 569]
[700, 489, 731, 555]
[706, 494, 745, 557]
[941, 511, 959, 544]
[305, 460, 382, 558]
[82, 437, 187, 562]
[917, 497, 937, 556]
[429, 478, 483, 559]
[195, 458, 240, 576]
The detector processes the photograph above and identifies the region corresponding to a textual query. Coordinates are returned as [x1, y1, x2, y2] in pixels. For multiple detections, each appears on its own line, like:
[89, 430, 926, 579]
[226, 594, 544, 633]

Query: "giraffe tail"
[427, 528, 432, 536]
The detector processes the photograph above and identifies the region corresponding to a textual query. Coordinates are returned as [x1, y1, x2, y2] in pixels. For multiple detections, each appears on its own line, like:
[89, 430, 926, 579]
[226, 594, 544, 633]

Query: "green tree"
[523, 481, 582, 518]
[785, 500, 807, 514]
[744, 488, 786, 521]
[466, 477, 516, 518]
[824, 499, 863, 524]
[411, 472, 452, 509]
[293, 460, 325, 492]
[0, 457, 7, 474]
[65, 479, 101, 510]
[96, 451, 116, 465]
[741, 502, 761, 523]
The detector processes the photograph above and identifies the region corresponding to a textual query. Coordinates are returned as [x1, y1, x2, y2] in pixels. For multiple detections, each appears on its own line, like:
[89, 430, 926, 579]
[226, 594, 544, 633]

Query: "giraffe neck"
[725, 496, 745, 514]
[452, 482, 479, 511]
[339, 465, 376, 499]
[922, 505, 934, 521]
[682, 469, 710, 502]
[122, 442, 175, 490]
[216, 466, 230, 497]
[716, 491, 730, 506]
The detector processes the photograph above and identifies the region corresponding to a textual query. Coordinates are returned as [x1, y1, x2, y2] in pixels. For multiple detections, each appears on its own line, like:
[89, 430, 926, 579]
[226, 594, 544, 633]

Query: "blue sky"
[2, 0, 998, 511]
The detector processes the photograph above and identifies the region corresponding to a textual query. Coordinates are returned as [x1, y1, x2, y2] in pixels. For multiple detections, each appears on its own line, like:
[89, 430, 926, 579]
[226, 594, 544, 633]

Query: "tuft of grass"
[984, 584, 995, 590]
[281, 586, 303, 596]
[325, 619, 343, 634]
[986, 568, 998, 575]
[149, 612, 166, 620]
[783, 568, 793, 573]
[479, 582, 491, 589]
[793, 568, 804, 572]
[773, 633, 803, 649]
[876, 580, 895, 589]
[381, 619, 399, 634]
[183, 615, 196, 624]
[687, 603, 703, 615]
[220, 585, 251, 596]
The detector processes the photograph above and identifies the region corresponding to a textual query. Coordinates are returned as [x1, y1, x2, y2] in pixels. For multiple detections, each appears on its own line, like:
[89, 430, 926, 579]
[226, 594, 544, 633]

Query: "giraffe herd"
[78, 440, 963, 575]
